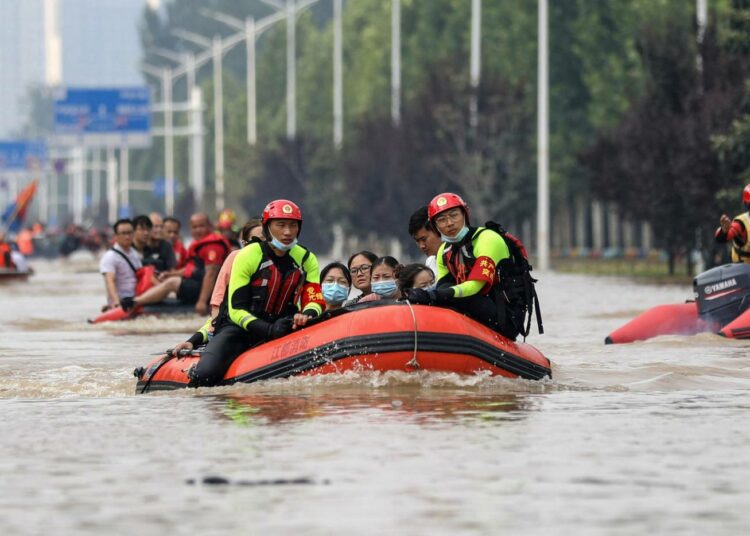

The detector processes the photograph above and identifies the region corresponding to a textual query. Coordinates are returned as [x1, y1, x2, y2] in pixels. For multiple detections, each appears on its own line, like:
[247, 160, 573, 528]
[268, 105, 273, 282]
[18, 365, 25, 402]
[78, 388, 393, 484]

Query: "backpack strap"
[110, 247, 138, 275]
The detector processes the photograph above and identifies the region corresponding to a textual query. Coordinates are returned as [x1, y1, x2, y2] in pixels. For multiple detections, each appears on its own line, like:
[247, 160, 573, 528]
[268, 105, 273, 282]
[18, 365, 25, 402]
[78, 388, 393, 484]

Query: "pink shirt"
[210, 249, 240, 307]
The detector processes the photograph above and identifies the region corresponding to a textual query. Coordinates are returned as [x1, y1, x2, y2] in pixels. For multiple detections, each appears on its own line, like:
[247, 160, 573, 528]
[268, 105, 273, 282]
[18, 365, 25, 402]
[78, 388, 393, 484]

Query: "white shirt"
[425, 255, 437, 277]
[99, 244, 142, 302]
[10, 251, 29, 273]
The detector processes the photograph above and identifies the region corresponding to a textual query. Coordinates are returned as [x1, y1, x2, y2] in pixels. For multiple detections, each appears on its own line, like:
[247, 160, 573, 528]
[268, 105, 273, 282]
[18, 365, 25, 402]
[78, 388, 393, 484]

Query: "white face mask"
[441, 225, 470, 243]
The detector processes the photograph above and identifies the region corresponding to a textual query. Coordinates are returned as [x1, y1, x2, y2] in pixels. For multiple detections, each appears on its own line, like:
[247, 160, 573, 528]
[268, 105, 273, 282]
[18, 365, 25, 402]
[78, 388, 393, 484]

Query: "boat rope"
[404, 300, 420, 369]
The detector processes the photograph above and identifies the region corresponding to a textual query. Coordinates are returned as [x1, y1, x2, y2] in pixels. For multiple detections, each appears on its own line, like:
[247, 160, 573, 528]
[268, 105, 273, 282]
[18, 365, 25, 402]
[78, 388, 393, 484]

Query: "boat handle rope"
[404, 300, 420, 369]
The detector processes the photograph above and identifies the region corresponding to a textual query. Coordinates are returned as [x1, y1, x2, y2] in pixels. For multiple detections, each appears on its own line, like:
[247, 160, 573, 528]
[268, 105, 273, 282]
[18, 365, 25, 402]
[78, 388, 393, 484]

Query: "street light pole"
[470, 0, 481, 129]
[163, 66, 175, 215]
[333, 0, 343, 147]
[199, 9, 286, 145]
[391, 0, 401, 126]
[537, 0, 550, 271]
[286, 0, 296, 141]
[212, 35, 225, 212]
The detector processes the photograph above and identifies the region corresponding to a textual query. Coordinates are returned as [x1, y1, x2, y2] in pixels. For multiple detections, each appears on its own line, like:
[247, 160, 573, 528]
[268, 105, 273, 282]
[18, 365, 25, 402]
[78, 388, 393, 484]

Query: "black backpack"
[482, 221, 544, 339]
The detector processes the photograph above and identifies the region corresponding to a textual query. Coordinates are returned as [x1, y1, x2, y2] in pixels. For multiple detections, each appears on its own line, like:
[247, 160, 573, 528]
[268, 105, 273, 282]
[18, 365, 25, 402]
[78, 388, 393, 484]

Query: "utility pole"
[470, 0, 481, 129]
[537, 0, 550, 271]
[333, 0, 343, 147]
[391, 0, 401, 126]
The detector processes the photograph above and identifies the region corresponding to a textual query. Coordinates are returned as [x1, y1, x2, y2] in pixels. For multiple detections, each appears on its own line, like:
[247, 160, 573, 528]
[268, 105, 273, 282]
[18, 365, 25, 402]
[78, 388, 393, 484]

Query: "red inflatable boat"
[606, 263, 750, 344]
[134, 301, 552, 393]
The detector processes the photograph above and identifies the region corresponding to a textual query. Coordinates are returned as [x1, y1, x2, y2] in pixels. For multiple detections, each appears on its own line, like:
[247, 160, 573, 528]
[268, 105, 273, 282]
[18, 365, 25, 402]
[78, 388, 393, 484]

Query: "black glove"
[246, 317, 294, 340]
[405, 287, 454, 305]
[405, 288, 432, 305]
[268, 316, 294, 339]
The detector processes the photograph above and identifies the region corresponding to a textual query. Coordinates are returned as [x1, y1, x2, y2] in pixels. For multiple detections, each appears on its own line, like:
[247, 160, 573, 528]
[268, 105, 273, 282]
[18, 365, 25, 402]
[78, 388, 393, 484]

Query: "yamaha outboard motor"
[694, 264, 750, 326]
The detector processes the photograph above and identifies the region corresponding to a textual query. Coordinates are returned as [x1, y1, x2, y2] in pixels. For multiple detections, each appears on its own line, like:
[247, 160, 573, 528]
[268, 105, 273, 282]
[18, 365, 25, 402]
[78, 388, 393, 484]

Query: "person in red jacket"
[163, 216, 188, 269]
[130, 213, 230, 314]
[716, 184, 750, 264]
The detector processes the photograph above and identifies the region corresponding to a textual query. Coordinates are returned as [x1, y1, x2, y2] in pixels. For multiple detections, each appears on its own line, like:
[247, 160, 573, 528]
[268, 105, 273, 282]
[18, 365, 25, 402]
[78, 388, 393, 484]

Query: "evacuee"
[132, 213, 230, 315]
[397, 263, 435, 293]
[184, 199, 325, 387]
[163, 217, 188, 269]
[132, 215, 176, 274]
[716, 184, 750, 264]
[98, 219, 142, 310]
[346, 250, 378, 305]
[369, 256, 403, 300]
[320, 262, 352, 311]
[404, 192, 518, 340]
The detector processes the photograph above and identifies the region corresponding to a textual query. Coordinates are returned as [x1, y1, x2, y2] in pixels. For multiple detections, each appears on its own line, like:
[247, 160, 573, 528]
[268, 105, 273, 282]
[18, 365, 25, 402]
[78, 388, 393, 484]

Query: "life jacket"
[246, 241, 310, 320]
[731, 213, 750, 264]
[0, 242, 15, 269]
[183, 233, 231, 280]
[173, 240, 188, 269]
[441, 222, 543, 339]
[215, 241, 313, 327]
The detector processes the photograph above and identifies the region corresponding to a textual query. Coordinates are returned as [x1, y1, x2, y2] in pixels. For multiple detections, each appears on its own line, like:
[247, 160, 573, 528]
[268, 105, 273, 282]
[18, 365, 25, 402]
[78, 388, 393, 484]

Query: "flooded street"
[2, 258, 749, 535]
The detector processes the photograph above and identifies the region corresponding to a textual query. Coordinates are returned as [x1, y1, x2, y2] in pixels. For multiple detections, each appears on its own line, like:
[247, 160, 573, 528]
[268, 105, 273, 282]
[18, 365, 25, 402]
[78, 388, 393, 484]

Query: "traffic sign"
[53, 87, 151, 148]
[0, 140, 47, 171]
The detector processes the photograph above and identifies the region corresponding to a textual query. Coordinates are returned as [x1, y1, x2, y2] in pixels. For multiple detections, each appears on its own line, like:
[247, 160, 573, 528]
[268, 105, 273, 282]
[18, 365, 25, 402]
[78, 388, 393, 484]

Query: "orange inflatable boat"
[606, 263, 750, 343]
[134, 301, 552, 393]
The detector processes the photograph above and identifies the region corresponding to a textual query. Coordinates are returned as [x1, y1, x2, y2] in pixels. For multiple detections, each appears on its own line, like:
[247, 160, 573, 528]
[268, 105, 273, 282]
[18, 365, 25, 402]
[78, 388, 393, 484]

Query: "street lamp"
[141, 62, 176, 216]
[198, 8, 286, 145]
[391, 0, 400, 126]
[172, 28, 228, 212]
[537, 0, 549, 271]
[258, 0, 319, 141]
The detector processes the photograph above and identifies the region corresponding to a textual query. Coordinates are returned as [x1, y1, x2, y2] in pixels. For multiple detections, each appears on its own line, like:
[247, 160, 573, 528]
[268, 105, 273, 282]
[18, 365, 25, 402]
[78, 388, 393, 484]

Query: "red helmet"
[262, 199, 303, 224]
[428, 193, 469, 221]
[743, 184, 750, 205]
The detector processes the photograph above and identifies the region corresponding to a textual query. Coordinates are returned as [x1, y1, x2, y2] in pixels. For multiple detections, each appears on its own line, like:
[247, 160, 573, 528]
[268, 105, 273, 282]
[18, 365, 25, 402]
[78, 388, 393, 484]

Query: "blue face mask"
[322, 282, 349, 305]
[270, 235, 297, 252]
[441, 225, 470, 243]
[372, 280, 398, 298]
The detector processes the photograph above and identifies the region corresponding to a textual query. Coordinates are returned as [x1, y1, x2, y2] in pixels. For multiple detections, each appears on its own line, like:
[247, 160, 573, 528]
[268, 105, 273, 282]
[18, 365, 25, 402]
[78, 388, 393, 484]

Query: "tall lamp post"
[259, 0, 319, 141]
[141, 62, 176, 216]
[198, 8, 286, 146]
[537, 0, 549, 271]
[391, 0, 401, 126]
[172, 29, 228, 212]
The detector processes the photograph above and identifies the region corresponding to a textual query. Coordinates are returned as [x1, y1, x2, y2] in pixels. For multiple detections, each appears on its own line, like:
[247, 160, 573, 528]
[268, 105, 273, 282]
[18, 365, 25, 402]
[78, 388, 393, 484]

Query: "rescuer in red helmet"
[186, 199, 325, 387]
[716, 184, 750, 264]
[403, 192, 519, 340]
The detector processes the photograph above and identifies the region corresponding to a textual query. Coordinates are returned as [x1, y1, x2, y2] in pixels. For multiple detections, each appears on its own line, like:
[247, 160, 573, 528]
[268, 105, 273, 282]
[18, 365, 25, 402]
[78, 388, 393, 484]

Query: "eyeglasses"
[116, 230, 134, 236]
[350, 264, 372, 275]
[434, 209, 464, 226]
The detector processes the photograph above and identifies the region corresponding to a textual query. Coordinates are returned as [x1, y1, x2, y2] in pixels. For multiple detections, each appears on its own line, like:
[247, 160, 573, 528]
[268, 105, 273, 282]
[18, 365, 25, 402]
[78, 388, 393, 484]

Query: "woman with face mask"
[403, 192, 518, 341]
[369, 256, 403, 300]
[320, 262, 351, 311]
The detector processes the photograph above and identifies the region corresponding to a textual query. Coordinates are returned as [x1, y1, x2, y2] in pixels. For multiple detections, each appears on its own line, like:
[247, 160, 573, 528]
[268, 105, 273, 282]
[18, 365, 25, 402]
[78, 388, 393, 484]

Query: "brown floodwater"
[1, 256, 749, 535]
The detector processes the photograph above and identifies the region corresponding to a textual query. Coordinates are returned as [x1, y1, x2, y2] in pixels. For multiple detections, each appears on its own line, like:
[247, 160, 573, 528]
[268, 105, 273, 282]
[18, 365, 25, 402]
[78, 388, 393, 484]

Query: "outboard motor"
[694, 263, 750, 326]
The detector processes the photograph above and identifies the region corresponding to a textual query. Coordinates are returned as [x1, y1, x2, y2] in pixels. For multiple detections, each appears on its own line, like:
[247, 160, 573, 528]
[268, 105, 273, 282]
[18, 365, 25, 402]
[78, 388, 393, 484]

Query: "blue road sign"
[53, 87, 151, 148]
[0, 140, 47, 171]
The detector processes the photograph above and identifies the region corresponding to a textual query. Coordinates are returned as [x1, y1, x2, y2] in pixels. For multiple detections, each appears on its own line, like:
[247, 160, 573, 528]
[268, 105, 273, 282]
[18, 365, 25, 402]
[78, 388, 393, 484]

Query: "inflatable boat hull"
[89, 298, 194, 324]
[135, 303, 552, 393]
[605, 302, 719, 344]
